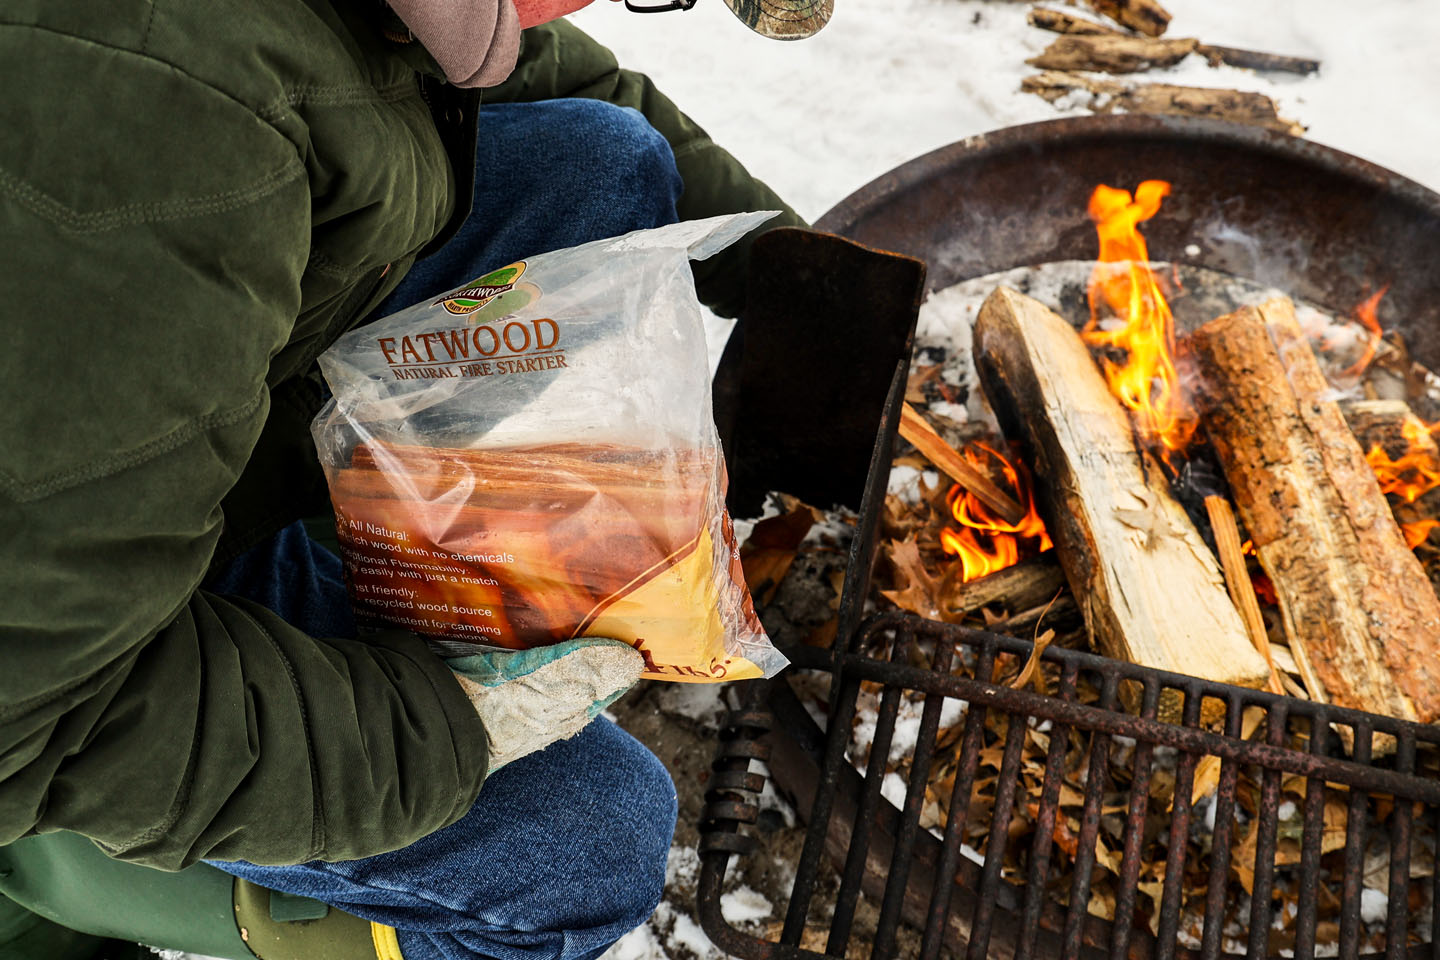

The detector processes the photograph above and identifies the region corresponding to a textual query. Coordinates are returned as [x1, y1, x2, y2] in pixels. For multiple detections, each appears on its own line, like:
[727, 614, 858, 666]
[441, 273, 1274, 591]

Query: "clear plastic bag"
[311, 214, 787, 682]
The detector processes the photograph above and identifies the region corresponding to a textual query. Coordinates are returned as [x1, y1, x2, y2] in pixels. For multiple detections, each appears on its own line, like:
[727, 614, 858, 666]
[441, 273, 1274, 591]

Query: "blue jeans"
[204, 98, 683, 960]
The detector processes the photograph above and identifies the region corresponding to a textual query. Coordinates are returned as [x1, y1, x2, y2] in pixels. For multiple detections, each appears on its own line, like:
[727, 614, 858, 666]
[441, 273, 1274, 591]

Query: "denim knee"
[543, 99, 683, 236]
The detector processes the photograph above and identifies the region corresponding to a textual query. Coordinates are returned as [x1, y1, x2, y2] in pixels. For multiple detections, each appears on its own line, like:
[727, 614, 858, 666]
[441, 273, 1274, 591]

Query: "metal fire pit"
[698, 116, 1440, 960]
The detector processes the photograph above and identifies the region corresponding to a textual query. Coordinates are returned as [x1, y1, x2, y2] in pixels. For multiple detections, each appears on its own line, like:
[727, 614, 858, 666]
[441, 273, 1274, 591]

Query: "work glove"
[448, 639, 644, 772]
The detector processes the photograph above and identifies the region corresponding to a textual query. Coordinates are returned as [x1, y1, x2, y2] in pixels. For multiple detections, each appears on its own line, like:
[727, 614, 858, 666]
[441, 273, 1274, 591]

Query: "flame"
[1341, 285, 1391, 379]
[1366, 417, 1440, 504]
[1082, 181, 1197, 467]
[939, 442, 1052, 582]
[1365, 416, 1440, 549]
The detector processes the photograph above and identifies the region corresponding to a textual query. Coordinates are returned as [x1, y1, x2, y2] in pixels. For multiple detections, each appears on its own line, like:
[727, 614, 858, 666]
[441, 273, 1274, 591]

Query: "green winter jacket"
[0, 0, 802, 871]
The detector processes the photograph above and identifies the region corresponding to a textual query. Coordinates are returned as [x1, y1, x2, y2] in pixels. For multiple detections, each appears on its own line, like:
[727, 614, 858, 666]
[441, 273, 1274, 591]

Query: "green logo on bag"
[436, 262, 528, 315]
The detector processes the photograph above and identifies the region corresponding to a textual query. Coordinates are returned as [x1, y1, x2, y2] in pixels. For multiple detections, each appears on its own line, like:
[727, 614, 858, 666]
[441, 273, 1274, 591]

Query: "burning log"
[1189, 298, 1440, 724]
[1026, 35, 1198, 74]
[1341, 399, 1440, 550]
[898, 402, 1027, 525]
[973, 286, 1272, 721]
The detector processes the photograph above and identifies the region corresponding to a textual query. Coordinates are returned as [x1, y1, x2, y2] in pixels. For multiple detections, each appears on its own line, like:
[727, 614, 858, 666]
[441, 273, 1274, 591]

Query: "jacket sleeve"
[0, 38, 488, 870]
[484, 18, 810, 318]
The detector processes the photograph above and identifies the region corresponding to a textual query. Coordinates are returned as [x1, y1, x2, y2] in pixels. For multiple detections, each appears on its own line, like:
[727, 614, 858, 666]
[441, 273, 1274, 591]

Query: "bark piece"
[1027, 34, 1197, 74]
[973, 287, 1271, 722]
[1085, 0, 1172, 36]
[1022, 71, 1304, 136]
[1189, 298, 1440, 724]
[1027, 8, 1127, 36]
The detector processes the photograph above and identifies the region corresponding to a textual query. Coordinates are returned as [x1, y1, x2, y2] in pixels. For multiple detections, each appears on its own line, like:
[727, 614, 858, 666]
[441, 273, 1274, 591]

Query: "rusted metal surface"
[813, 115, 1440, 370]
[700, 617, 1440, 960]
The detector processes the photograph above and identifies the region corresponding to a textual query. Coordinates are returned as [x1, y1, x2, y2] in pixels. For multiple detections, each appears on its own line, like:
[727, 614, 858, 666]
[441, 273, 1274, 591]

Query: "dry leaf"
[1010, 629, 1056, 690]
[880, 536, 947, 619]
[739, 502, 820, 606]
[906, 364, 943, 403]
[1190, 706, 1265, 806]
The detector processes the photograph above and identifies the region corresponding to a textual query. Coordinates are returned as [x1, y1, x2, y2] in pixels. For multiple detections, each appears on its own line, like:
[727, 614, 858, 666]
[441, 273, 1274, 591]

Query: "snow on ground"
[571, 0, 1440, 221]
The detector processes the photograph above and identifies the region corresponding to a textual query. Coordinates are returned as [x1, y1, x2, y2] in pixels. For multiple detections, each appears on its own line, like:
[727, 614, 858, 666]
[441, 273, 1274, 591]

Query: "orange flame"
[1366, 416, 1440, 549]
[1082, 181, 1197, 467]
[939, 442, 1052, 582]
[1341, 285, 1391, 379]
[1366, 417, 1440, 504]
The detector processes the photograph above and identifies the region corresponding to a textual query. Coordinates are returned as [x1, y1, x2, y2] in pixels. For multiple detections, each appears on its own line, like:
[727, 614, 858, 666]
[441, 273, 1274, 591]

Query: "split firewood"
[898, 402, 1027, 525]
[1195, 43, 1320, 76]
[1027, 7, 1127, 36]
[973, 287, 1271, 723]
[1084, 0, 1171, 36]
[1027, 34, 1197, 74]
[1189, 298, 1440, 725]
[1022, 72, 1304, 136]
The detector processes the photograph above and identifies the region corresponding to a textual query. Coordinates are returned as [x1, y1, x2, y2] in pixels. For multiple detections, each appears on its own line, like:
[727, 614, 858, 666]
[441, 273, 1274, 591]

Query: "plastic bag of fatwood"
[311, 214, 787, 682]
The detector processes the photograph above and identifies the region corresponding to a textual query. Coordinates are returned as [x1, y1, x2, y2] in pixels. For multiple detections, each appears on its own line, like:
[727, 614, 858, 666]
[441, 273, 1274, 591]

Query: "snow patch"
[720, 886, 774, 925]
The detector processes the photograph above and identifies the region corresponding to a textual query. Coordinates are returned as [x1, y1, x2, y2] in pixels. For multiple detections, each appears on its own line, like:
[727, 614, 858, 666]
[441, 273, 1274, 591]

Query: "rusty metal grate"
[698, 615, 1440, 960]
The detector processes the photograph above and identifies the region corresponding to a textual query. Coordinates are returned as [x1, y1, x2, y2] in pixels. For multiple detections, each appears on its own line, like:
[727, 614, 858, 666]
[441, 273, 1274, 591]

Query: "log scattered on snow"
[1021, 72, 1304, 136]
[1189, 298, 1440, 725]
[1085, 0, 1172, 36]
[1027, 34, 1197, 74]
[973, 287, 1271, 722]
[1195, 43, 1320, 76]
[1027, 8, 1127, 36]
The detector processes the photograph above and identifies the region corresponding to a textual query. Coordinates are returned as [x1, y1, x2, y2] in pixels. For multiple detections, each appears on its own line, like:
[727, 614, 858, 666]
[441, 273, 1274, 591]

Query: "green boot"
[0, 832, 397, 960]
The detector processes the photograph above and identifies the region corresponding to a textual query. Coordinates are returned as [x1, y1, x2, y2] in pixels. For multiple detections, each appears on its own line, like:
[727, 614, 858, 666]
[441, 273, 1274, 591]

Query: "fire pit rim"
[813, 113, 1440, 245]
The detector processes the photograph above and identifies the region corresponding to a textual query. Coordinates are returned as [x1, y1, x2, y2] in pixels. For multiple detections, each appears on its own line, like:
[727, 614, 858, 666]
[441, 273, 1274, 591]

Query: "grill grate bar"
[1341, 727, 1376, 960]
[919, 643, 998, 960]
[1386, 733, 1417, 960]
[873, 637, 957, 960]
[1155, 685, 1204, 960]
[832, 654, 1440, 805]
[699, 615, 1440, 960]
[1015, 664, 1083, 960]
[1110, 681, 1162, 960]
[782, 672, 866, 946]
[1247, 705, 1290, 960]
[829, 645, 906, 957]
[968, 707, 1030, 960]
[1201, 698, 1246, 960]
[1063, 672, 1121, 960]
[1431, 804, 1440, 960]
[1294, 710, 1332, 960]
